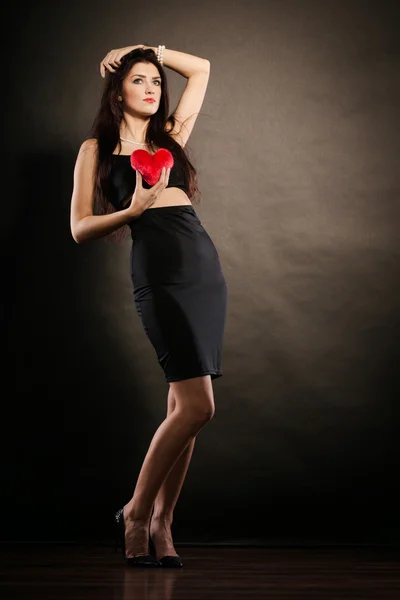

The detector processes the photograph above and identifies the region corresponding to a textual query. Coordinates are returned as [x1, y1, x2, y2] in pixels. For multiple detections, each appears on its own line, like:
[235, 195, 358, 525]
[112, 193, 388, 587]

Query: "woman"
[70, 44, 228, 568]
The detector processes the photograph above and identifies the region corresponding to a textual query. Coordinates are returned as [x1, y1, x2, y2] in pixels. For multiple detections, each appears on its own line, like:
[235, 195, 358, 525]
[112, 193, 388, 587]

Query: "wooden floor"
[1, 544, 399, 599]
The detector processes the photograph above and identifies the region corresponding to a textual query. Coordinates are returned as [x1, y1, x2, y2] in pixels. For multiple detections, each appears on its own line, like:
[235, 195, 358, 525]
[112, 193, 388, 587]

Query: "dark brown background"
[1, 0, 399, 544]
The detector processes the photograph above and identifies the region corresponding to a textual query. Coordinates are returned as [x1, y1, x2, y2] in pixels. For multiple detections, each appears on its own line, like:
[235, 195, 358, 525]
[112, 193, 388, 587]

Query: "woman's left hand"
[100, 45, 146, 78]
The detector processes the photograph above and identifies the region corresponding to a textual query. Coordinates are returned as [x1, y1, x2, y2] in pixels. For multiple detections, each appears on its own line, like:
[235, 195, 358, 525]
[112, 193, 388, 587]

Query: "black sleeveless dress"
[108, 150, 228, 382]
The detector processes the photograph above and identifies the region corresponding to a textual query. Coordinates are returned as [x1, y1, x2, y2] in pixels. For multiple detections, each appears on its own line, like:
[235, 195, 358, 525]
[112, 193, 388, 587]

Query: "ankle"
[124, 504, 151, 525]
[151, 512, 173, 526]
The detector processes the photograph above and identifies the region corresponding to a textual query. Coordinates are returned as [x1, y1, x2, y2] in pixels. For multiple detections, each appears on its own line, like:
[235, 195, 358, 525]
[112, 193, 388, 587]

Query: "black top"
[108, 150, 190, 211]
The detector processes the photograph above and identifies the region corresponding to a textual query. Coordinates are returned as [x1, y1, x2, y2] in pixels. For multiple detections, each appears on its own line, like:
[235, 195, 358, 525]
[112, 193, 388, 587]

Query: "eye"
[134, 78, 161, 86]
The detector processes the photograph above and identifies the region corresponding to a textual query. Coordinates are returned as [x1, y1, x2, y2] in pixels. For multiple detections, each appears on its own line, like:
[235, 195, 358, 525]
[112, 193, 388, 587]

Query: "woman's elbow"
[71, 219, 85, 244]
[72, 232, 81, 244]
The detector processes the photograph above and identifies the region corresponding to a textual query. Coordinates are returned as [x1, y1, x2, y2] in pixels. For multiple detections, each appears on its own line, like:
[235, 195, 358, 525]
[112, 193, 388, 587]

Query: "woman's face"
[120, 61, 162, 114]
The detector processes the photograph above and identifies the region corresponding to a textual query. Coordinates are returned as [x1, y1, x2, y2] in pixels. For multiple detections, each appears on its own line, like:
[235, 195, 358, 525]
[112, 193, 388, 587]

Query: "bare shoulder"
[79, 138, 98, 156]
[75, 138, 98, 172]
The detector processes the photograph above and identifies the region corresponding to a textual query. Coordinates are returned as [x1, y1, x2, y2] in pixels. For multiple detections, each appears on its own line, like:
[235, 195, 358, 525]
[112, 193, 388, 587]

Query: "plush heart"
[130, 148, 174, 186]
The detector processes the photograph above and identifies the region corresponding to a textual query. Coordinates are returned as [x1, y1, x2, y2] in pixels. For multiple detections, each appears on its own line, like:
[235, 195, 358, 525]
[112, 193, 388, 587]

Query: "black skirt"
[129, 205, 228, 382]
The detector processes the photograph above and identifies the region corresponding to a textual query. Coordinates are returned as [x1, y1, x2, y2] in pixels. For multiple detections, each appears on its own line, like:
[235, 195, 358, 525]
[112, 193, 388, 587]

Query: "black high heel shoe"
[114, 508, 162, 567]
[149, 534, 183, 568]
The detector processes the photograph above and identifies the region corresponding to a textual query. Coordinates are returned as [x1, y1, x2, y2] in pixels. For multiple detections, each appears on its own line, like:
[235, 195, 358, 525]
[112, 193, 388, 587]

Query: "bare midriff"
[147, 186, 192, 209]
[119, 181, 191, 209]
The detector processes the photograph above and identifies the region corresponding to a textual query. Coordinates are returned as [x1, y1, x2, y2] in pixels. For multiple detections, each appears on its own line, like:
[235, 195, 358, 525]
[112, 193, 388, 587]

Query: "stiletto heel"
[114, 508, 162, 567]
[149, 534, 183, 568]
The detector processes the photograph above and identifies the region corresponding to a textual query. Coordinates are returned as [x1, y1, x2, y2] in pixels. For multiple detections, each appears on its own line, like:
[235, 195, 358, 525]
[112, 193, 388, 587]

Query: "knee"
[175, 399, 215, 427]
[169, 377, 215, 423]
[188, 396, 215, 424]
[194, 403, 215, 422]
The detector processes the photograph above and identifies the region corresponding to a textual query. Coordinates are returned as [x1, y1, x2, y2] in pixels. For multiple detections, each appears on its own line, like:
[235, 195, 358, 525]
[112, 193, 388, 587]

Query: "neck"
[120, 136, 150, 146]
[120, 115, 150, 145]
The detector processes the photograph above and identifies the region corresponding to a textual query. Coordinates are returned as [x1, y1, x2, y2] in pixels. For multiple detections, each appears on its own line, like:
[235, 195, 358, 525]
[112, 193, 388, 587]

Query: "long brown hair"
[85, 47, 202, 242]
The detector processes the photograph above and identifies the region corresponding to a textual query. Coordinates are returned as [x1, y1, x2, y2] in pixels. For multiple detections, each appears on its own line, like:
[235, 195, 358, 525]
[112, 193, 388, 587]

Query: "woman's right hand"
[125, 167, 171, 217]
[100, 45, 145, 78]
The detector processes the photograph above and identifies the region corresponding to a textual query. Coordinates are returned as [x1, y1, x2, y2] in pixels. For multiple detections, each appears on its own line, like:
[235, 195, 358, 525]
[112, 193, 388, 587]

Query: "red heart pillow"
[130, 148, 174, 186]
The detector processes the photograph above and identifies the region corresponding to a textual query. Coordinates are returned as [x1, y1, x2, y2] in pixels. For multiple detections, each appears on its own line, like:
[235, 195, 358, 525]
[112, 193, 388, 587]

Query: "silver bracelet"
[156, 44, 165, 65]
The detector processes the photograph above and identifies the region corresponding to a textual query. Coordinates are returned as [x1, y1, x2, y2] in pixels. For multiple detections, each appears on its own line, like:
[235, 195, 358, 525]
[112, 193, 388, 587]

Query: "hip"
[130, 229, 226, 291]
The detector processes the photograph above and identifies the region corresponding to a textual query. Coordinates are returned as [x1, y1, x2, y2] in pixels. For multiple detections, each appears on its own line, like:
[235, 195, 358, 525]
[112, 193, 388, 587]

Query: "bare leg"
[123, 375, 214, 558]
[150, 385, 196, 557]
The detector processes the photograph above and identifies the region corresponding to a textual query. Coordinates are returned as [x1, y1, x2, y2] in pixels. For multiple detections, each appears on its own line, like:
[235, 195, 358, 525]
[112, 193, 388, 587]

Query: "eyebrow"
[131, 74, 161, 79]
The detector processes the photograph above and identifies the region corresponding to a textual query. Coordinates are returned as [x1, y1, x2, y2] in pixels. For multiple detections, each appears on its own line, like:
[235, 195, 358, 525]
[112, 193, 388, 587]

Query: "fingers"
[164, 167, 171, 187]
[145, 167, 168, 199]
[133, 167, 170, 203]
[100, 46, 142, 77]
[100, 50, 123, 78]
[164, 167, 171, 184]
[147, 168, 169, 206]
[151, 167, 165, 190]
[100, 60, 115, 78]
[137, 167, 170, 188]
[157, 167, 170, 190]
